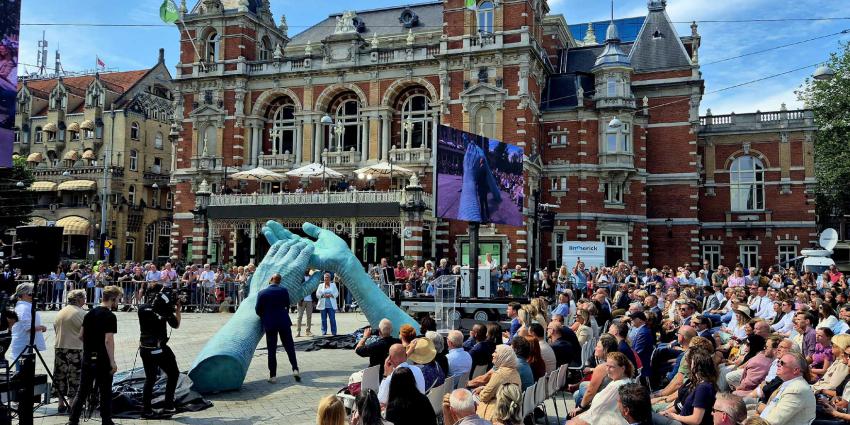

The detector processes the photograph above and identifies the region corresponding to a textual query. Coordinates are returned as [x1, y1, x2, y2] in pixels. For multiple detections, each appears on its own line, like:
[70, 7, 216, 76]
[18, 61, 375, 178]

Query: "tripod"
[15, 277, 68, 425]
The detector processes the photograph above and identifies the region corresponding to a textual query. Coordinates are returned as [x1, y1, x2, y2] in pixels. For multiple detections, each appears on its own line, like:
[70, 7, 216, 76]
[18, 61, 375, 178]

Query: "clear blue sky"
[17, 0, 850, 114]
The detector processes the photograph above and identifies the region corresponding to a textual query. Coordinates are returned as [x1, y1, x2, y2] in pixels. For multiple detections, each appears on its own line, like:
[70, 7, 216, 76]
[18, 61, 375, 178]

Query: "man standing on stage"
[68, 285, 122, 425]
[256, 273, 300, 383]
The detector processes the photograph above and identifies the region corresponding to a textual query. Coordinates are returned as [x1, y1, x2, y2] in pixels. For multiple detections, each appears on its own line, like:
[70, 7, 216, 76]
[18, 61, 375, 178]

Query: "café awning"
[56, 216, 90, 236]
[58, 179, 97, 191]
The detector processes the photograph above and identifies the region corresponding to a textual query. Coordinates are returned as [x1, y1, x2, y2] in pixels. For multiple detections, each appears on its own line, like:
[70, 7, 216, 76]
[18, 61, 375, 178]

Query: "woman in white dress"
[567, 351, 633, 425]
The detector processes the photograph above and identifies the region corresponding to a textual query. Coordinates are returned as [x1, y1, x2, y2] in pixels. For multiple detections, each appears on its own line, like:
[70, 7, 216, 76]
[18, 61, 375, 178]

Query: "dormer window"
[652, 29, 664, 39]
[259, 36, 272, 61]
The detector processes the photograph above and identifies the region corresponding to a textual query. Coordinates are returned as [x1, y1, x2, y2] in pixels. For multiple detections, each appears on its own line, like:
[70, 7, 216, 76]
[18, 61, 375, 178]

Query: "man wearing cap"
[9, 283, 47, 371]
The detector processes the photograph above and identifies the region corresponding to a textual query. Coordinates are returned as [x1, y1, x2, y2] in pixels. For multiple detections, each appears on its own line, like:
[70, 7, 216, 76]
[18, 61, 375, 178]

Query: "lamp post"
[813, 64, 835, 81]
[100, 104, 116, 261]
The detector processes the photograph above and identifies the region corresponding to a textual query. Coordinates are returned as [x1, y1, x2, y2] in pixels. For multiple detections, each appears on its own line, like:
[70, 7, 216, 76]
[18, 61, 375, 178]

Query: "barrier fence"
[23, 279, 247, 312]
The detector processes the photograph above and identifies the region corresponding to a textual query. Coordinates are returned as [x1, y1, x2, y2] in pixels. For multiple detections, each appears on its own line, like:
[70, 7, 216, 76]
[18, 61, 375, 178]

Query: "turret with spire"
[591, 1, 635, 110]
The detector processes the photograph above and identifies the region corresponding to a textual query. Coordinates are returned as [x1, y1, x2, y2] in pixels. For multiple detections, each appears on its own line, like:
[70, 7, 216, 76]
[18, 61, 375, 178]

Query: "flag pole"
[170, 0, 206, 72]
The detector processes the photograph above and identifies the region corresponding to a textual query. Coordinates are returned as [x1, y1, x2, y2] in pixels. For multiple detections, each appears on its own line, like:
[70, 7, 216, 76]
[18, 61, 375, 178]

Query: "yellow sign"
[104, 240, 113, 249]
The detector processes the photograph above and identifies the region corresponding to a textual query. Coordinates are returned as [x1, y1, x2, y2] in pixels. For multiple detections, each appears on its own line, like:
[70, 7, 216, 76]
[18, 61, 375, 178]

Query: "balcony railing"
[209, 190, 433, 207]
[389, 146, 431, 165]
[471, 33, 496, 47]
[31, 165, 124, 179]
[699, 109, 814, 132]
[258, 153, 296, 169]
[598, 152, 635, 171]
[595, 96, 637, 109]
[322, 150, 360, 167]
[190, 155, 224, 171]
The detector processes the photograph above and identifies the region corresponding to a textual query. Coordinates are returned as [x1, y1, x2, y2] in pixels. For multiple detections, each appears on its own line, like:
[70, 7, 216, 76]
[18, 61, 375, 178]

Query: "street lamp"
[608, 116, 623, 130]
[62, 170, 71, 177]
[152, 183, 159, 189]
[320, 114, 334, 125]
[813, 65, 836, 81]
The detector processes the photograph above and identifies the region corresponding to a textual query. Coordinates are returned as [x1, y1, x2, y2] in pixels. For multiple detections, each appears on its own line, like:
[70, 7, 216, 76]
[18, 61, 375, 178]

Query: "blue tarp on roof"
[569, 16, 645, 43]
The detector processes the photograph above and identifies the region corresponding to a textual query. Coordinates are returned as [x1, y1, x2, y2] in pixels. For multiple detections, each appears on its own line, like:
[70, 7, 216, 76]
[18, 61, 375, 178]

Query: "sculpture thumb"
[188, 293, 262, 393]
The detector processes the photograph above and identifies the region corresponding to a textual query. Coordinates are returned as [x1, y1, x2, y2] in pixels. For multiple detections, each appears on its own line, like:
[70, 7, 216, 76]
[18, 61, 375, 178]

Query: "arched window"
[473, 106, 494, 139]
[331, 94, 361, 152]
[269, 100, 296, 155]
[128, 185, 136, 206]
[155, 132, 163, 149]
[730, 155, 765, 211]
[259, 36, 272, 61]
[130, 122, 140, 140]
[205, 31, 220, 62]
[400, 92, 432, 149]
[477, 1, 495, 34]
[129, 149, 138, 171]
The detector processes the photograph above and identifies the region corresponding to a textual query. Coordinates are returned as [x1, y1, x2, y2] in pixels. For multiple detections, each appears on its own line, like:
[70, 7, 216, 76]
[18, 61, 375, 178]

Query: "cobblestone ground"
[29, 309, 568, 424]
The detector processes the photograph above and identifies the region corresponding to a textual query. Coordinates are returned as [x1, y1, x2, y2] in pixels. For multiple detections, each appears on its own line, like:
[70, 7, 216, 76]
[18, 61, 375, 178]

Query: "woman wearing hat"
[812, 334, 850, 396]
[407, 337, 445, 390]
[467, 344, 521, 421]
[9, 283, 47, 370]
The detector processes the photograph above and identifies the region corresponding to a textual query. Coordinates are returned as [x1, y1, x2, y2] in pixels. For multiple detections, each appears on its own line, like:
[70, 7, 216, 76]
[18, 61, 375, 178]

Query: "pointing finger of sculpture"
[267, 220, 297, 242]
[302, 222, 323, 240]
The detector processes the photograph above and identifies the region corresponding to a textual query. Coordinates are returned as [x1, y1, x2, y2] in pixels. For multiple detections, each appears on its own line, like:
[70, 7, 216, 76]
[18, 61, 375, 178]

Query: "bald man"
[377, 343, 425, 405]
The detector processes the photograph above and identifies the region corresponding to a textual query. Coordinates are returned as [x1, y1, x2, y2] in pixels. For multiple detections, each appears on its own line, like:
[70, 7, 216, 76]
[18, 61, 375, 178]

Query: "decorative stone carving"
[273, 43, 283, 60]
[304, 41, 312, 56]
[334, 11, 358, 35]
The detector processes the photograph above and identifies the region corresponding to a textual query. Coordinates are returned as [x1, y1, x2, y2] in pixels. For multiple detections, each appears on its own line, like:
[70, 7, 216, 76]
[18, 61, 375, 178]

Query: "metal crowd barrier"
[26, 278, 247, 312]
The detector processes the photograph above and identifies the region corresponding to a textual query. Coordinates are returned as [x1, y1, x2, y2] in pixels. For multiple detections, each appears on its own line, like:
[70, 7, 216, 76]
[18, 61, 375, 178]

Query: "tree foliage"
[798, 41, 850, 221]
[0, 156, 35, 233]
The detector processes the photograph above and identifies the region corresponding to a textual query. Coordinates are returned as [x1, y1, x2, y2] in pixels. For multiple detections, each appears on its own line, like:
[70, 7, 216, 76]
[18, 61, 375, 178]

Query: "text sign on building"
[562, 242, 606, 269]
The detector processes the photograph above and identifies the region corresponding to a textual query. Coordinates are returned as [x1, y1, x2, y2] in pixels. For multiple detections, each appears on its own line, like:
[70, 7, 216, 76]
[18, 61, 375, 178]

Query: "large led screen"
[0, 0, 20, 167]
[435, 125, 524, 226]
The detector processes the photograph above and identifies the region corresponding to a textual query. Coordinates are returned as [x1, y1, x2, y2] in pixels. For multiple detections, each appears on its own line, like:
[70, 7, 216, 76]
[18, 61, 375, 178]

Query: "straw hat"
[407, 337, 437, 365]
[735, 305, 752, 319]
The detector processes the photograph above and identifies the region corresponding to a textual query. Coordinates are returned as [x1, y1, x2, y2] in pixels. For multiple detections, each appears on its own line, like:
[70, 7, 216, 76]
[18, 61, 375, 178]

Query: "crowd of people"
[320, 258, 850, 425]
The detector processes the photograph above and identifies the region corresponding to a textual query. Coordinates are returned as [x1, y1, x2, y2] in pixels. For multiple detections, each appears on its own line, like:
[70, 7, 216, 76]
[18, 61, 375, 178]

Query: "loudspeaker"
[11, 226, 63, 276]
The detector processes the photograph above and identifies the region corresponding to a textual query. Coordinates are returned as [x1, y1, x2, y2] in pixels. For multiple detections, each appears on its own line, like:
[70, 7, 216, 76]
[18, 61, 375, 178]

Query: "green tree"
[0, 156, 35, 233]
[798, 41, 850, 222]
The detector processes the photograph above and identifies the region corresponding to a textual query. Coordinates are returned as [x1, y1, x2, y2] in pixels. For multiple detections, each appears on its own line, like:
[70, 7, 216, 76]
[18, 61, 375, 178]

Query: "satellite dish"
[820, 228, 839, 251]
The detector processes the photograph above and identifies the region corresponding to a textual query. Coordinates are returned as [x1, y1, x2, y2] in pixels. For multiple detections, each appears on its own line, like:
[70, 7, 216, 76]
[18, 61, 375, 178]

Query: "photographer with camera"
[137, 285, 182, 419]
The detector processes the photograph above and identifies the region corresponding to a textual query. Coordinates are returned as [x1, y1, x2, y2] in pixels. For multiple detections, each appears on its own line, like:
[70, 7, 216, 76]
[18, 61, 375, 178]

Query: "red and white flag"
[96, 56, 105, 69]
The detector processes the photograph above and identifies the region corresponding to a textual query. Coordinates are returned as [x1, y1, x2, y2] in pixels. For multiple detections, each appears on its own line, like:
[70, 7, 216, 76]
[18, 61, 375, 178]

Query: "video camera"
[147, 286, 189, 316]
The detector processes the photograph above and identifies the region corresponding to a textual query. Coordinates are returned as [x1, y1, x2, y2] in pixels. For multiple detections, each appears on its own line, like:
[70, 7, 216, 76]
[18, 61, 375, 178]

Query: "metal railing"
[28, 278, 247, 312]
[210, 190, 408, 206]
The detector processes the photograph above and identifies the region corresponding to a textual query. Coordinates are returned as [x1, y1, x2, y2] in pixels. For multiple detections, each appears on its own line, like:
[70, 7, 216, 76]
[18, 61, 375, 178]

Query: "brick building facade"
[169, 0, 816, 271]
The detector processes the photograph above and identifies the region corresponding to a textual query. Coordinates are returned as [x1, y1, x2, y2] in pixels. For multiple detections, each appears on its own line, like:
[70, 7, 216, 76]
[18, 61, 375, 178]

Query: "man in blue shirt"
[551, 292, 570, 318]
[255, 273, 300, 383]
[506, 302, 522, 343]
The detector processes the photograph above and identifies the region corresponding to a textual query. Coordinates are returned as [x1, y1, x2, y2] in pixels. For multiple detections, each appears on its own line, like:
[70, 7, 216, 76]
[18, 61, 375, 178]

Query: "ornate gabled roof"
[289, 1, 442, 45]
[629, 1, 692, 71]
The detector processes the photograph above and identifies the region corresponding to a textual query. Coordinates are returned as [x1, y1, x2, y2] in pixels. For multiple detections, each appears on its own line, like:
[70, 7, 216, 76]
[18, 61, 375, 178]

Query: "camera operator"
[138, 285, 181, 418]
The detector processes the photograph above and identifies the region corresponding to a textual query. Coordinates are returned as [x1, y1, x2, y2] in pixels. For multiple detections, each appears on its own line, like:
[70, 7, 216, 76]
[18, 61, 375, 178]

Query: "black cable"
[702, 29, 850, 66]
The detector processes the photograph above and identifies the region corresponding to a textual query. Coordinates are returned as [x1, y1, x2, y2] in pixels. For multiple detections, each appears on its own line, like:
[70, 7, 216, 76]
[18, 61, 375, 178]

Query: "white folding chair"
[470, 364, 488, 379]
[534, 375, 550, 425]
[361, 364, 380, 394]
[521, 383, 537, 420]
[427, 380, 447, 417]
[547, 370, 563, 424]
[455, 372, 469, 389]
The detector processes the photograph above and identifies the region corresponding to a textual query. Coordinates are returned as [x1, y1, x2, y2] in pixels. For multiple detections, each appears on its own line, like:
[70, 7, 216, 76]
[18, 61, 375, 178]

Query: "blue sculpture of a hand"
[188, 239, 314, 393]
[263, 221, 420, 336]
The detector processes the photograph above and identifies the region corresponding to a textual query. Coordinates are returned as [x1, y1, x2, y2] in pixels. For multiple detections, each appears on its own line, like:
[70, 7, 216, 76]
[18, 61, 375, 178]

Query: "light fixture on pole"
[62, 170, 71, 177]
[16, 181, 24, 188]
[320, 114, 334, 125]
[152, 183, 159, 189]
[813, 64, 836, 81]
[608, 116, 623, 130]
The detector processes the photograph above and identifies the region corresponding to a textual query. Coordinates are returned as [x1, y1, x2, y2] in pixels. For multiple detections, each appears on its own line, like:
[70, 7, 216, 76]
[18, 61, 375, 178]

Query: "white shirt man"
[377, 363, 425, 405]
[200, 265, 216, 289]
[749, 287, 774, 320]
[445, 330, 472, 378]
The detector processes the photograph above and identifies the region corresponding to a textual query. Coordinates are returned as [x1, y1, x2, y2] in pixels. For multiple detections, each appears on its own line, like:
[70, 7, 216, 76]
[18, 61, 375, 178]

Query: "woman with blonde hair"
[493, 383, 523, 425]
[316, 395, 346, 425]
[568, 352, 634, 425]
[530, 297, 549, 325]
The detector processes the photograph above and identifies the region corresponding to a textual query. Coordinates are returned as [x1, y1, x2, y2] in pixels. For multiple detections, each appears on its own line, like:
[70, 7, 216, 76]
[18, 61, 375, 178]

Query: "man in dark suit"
[0, 265, 15, 296]
[255, 273, 300, 383]
[629, 312, 655, 377]
[354, 318, 401, 378]
[547, 322, 580, 367]
[468, 326, 496, 371]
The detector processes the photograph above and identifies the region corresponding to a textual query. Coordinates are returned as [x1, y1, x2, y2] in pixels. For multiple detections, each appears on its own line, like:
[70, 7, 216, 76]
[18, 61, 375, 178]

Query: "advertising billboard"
[0, 0, 20, 167]
[562, 241, 606, 270]
[435, 125, 524, 226]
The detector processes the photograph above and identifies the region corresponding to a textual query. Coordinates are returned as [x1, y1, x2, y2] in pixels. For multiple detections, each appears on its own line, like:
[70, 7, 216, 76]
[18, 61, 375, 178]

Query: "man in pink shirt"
[731, 335, 777, 396]
[727, 266, 746, 288]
